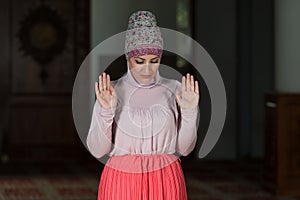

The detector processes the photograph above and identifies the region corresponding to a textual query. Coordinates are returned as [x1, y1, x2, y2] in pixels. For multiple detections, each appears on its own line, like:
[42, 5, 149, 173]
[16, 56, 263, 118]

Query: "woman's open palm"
[175, 73, 200, 110]
[95, 72, 117, 110]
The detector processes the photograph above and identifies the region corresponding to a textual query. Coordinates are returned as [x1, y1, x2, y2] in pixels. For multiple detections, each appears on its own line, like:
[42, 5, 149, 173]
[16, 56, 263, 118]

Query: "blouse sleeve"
[175, 81, 199, 156]
[86, 100, 116, 159]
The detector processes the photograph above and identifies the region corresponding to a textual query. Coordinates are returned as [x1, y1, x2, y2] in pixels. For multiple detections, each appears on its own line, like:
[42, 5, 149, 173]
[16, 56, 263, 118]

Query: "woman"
[87, 10, 200, 200]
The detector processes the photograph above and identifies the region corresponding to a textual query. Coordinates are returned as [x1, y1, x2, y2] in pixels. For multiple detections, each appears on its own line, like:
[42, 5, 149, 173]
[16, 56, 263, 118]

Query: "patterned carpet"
[0, 159, 299, 200]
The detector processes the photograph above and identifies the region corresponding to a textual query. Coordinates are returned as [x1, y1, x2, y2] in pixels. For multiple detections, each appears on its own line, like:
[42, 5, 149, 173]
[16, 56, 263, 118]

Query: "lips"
[141, 75, 152, 78]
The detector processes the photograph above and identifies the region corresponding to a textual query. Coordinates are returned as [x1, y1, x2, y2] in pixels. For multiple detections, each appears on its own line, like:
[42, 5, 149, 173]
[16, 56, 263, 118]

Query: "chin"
[137, 76, 154, 84]
[139, 80, 151, 84]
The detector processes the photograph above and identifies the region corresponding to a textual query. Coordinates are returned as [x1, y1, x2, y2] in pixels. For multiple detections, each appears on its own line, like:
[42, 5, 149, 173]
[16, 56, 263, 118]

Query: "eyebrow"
[135, 56, 160, 60]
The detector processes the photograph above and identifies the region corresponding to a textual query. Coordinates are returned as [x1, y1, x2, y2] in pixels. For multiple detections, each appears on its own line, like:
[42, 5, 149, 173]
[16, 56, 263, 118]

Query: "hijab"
[124, 10, 163, 89]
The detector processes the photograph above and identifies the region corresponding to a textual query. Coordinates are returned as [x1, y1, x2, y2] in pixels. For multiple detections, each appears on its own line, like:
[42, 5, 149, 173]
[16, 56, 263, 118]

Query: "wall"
[275, 0, 300, 92]
[195, 0, 237, 159]
[91, 0, 177, 48]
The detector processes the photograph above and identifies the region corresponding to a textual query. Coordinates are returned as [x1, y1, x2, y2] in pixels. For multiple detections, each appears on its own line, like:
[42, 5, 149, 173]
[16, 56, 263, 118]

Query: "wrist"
[180, 106, 198, 116]
[97, 101, 116, 115]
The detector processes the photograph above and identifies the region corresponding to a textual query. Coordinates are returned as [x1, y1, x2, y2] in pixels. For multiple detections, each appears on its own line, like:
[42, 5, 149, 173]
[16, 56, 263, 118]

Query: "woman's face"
[128, 54, 161, 84]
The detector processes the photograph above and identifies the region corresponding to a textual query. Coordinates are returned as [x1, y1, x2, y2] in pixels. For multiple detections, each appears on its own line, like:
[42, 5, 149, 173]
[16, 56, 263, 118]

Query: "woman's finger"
[95, 82, 100, 96]
[99, 75, 103, 91]
[182, 76, 186, 92]
[103, 72, 107, 90]
[110, 85, 116, 96]
[186, 73, 191, 91]
[107, 74, 111, 93]
[195, 81, 199, 94]
[191, 75, 195, 92]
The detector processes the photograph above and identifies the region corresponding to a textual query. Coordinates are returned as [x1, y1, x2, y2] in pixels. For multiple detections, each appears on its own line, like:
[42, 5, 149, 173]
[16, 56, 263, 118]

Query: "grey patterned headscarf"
[124, 10, 164, 60]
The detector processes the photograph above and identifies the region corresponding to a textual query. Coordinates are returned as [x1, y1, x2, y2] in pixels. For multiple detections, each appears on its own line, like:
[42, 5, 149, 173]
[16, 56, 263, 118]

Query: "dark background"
[0, 0, 274, 162]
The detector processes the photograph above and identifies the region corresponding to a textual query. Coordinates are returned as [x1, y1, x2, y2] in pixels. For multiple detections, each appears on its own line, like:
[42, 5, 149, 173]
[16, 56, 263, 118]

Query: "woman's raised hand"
[95, 72, 117, 110]
[175, 73, 200, 110]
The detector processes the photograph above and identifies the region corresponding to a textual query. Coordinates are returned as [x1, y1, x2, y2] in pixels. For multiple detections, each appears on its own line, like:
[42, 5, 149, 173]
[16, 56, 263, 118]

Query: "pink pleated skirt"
[97, 154, 188, 200]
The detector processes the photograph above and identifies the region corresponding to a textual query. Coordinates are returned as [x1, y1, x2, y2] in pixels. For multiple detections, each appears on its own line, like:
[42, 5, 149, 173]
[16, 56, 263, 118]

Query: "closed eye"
[151, 60, 159, 63]
[134, 58, 160, 64]
[135, 60, 144, 64]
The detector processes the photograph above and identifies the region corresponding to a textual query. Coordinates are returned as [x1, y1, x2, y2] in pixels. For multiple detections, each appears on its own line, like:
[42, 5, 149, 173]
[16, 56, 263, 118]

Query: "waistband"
[105, 153, 181, 173]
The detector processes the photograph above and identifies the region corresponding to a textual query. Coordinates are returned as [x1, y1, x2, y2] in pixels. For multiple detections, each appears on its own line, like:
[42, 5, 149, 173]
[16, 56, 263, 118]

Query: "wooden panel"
[2, 0, 90, 163]
[6, 96, 86, 162]
[286, 104, 300, 179]
[10, 96, 75, 145]
[263, 94, 278, 191]
[264, 93, 300, 196]
[0, 0, 10, 159]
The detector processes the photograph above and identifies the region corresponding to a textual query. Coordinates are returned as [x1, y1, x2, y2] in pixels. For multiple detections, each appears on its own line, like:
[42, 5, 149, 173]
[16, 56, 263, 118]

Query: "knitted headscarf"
[124, 10, 163, 60]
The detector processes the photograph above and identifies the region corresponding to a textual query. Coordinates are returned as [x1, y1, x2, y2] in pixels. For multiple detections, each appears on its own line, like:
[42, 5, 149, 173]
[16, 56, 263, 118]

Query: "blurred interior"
[0, 0, 300, 199]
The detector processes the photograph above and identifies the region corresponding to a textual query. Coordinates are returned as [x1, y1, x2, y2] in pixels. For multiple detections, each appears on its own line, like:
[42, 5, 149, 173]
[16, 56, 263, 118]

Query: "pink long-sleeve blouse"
[86, 63, 199, 161]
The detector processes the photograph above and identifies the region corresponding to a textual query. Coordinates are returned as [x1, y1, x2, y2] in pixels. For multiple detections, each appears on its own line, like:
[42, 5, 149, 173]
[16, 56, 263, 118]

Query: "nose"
[144, 63, 151, 74]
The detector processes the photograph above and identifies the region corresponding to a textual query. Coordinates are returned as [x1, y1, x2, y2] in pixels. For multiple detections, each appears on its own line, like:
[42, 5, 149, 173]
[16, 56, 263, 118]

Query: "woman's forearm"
[176, 106, 198, 156]
[86, 101, 115, 158]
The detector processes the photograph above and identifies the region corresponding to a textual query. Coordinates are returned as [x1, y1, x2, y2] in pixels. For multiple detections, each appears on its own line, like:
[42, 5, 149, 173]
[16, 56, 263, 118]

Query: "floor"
[0, 158, 299, 200]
